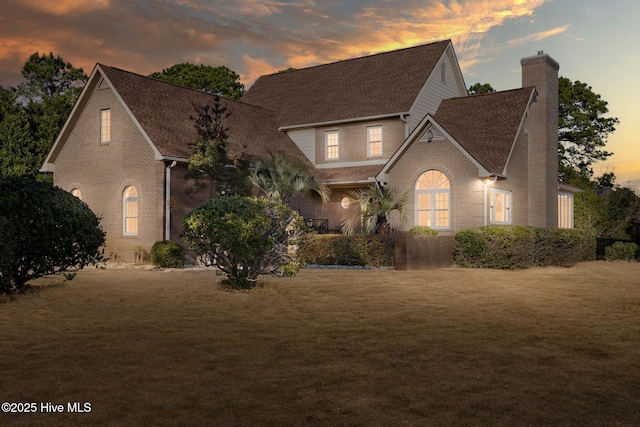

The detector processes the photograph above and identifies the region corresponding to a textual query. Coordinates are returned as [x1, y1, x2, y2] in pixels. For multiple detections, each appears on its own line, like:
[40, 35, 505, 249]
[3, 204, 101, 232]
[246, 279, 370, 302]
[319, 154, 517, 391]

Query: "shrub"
[454, 225, 595, 269]
[150, 241, 185, 268]
[182, 195, 304, 289]
[410, 226, 439, 236]
[0, 176, 106, 294]
[604, 241, 638, 261]
[299, 235, 394, 267]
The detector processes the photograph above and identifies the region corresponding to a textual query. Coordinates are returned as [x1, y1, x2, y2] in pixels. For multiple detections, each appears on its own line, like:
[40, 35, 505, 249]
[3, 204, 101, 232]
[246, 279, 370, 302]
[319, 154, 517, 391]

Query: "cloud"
[0, 0, 555, 87]
[8, 0, 110, 16]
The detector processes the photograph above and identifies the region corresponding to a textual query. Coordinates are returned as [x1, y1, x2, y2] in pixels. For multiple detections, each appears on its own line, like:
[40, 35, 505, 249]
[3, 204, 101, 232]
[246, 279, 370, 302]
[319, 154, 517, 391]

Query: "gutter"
[278, 112, 410, 131]
[165, 161, 177, 240]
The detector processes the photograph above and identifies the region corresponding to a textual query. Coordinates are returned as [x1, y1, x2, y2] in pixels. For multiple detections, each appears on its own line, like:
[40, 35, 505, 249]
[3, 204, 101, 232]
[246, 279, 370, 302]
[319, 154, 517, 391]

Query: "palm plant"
[249, 152, 330, 205]
[342, 184, 408, 235]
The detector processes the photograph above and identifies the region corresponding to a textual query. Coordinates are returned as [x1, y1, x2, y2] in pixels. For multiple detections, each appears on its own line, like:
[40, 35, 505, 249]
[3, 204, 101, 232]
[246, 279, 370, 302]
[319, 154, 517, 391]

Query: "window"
[415, 170, 450, 229]
[123, 186, 138, 235]
[325, 130, 339, 160]
[70, 188, 82, 200]
[101, 109, 111, 143]
[490, 189, 511, 224]
[558, 192, 574, 228]
[367, 126, 383, 157]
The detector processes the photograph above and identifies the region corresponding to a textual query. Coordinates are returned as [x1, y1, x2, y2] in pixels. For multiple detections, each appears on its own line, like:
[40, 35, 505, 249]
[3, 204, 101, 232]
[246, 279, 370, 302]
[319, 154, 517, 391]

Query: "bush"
[182, 195, 304, 289]
[150, 241, 185, 268]
[604, 241, 638, 261]
[454, 225, 595, 269]
[299, 235, 394, 267]
[410, 226, 439, 236]
[0, 176, 106, 294]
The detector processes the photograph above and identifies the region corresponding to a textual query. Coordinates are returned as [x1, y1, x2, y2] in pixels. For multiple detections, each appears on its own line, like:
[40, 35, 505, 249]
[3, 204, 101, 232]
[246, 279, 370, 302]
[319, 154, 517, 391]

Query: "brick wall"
[386, 131, 485, 233]
[314, 117, 406, 165]
[521, 53, 560, 228]
[53, 81, 161, 262]
[394, 232, 454, 269]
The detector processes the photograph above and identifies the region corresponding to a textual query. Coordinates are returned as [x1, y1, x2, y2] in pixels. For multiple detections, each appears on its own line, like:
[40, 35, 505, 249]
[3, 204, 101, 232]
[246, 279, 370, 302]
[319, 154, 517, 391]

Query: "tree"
[182, 195, 305, 289]
[149, 63, 245, 99]
[0, 53, 87, 181]
[342, 184, 408, 235]
[468, 82, 496, 95]
[558, 77, 619, 177]
[249, 152, 329, 205]
[0, 176, 106, 294]
[19, 52, 86, 102]
[187, 98, 251, 197]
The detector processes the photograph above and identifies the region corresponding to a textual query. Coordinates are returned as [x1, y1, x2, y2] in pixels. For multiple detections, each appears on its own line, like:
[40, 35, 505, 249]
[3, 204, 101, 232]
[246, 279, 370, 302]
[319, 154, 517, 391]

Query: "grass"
[1, 261, 640, 426]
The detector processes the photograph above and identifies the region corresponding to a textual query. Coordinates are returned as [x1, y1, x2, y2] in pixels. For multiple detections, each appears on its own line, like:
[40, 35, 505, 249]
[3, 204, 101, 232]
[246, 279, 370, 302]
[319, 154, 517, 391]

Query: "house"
[41, 40, 576, 263]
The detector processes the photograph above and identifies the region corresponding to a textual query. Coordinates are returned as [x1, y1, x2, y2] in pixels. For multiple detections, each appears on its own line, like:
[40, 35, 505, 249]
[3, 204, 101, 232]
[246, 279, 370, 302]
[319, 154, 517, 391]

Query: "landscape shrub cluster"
[150, 240, 186, 268]
[409, 226, 439, 236]
[0, 176, 106, 293]
[604, 241, 639, 261]
[453, 225, 596, 269]
[299, 234, 394, 267]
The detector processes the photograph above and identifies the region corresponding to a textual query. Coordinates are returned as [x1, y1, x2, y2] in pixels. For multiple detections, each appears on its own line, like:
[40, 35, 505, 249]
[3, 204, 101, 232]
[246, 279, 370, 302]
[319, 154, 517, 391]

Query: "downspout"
[165, 161, 177, 240]
[483, 176, 498, 226]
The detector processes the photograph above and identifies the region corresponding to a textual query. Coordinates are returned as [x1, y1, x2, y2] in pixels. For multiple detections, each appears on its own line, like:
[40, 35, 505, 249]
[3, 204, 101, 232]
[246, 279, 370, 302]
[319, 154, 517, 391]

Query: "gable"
[242, 40, 451, 128]
[434, 88, 536, 175]
[42, 64, 309, 172]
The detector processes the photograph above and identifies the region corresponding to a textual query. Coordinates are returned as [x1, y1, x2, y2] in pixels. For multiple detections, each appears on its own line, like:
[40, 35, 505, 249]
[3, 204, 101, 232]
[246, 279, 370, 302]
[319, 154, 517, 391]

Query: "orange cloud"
[12, 0, 110, 15]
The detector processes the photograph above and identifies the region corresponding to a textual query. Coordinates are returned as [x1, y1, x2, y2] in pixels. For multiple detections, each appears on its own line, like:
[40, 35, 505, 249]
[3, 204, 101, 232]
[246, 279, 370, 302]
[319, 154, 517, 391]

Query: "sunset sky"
[1, 0, 638, 188]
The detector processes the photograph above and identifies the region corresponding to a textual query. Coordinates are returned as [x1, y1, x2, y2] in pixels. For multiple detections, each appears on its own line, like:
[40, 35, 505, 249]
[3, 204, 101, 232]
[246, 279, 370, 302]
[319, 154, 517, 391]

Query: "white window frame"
[415, 170, 450, 230]
[490, 188, 512, 224]
[367, 125, 383, 157]
[325, 130, 339, 160]
[123, 186, 139, 236]
[558, 192, 574, 228]
[101, 109, 111, 143]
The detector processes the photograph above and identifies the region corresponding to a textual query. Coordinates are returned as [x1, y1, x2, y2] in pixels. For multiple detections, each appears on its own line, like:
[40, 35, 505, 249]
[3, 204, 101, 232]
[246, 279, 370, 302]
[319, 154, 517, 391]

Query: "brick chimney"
[521, 51, 559, 228]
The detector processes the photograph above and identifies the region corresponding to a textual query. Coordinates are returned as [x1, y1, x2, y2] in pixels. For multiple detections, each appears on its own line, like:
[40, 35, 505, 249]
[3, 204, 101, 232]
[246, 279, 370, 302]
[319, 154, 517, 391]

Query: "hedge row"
[299, 234, 394, 267]
[453, 226, 596, 269]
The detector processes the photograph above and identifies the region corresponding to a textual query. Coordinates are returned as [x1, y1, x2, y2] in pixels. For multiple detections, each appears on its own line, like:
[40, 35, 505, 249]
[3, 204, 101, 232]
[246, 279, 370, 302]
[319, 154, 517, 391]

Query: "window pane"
[101, 110, 111, 143]
[495, 192, 504, 222]
[326, 131, 339, 159]
[126, 218, 138, 234]
[369, 141, 382, 156]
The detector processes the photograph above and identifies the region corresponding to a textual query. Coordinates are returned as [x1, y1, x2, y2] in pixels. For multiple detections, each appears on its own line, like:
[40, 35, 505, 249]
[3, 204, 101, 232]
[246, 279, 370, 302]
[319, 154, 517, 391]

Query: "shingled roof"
[241, 40, 451, 127]
[434, 87, 535, 174]
[98, 65, 306, 162]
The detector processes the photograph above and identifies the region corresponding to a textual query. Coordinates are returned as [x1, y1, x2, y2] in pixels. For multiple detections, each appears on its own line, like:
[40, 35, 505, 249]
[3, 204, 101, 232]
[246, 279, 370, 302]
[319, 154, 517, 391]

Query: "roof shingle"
[241, 40, 450, 127]
[434, 87, 535, 174]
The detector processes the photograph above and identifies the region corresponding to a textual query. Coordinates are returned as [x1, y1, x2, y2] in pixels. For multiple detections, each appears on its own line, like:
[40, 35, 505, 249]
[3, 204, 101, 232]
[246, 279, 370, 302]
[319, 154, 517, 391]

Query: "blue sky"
[1, 0, 637, 188]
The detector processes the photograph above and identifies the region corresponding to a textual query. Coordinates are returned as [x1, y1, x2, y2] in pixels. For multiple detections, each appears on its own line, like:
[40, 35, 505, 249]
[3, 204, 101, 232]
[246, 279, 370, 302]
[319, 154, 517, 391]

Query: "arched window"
[415, 170, 450, 229]
[123, 186, 138, 236]
[70, 188, 82, 200]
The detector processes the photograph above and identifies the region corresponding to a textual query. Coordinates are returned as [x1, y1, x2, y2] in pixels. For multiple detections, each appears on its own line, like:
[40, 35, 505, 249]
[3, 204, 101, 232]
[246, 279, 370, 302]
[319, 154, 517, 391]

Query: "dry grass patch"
[1, 262, 640, 426]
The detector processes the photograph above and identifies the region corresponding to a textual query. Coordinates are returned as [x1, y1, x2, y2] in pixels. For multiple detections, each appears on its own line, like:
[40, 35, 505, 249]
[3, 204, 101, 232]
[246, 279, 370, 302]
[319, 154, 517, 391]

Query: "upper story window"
[101, 109, 111, 143]
[367, 126, 383, 157]
[490, 188, 511, 224]
[558, 192, 574, 228]
[325, 130, 339, 160]
[415, 170, 450, 229]
[70, 188, 82, 200]
[123, 185, 139, 236]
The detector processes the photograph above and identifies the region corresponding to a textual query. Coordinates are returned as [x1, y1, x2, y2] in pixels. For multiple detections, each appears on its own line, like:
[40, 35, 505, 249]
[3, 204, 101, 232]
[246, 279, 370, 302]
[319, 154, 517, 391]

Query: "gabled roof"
[434, 87, 536, 174]
[241, 40, 451, 127]
[98, 65, 305, 161]
[378, 87, 535, 180]
[42, 64, 307, 170]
